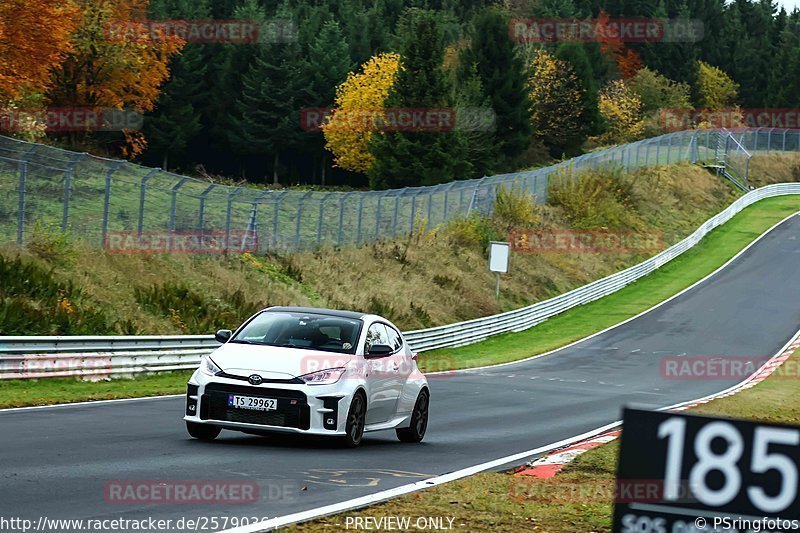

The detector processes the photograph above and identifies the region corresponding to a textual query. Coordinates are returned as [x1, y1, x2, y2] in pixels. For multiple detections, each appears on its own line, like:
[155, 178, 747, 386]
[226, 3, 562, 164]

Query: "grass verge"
[0, 371, 193, 409]
[290, 346, 800, 532]
[1, 195, 798, 408]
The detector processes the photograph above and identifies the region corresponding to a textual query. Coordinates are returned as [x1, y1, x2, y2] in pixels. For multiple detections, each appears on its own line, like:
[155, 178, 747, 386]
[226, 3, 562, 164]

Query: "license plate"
[227, 394, 277, 411]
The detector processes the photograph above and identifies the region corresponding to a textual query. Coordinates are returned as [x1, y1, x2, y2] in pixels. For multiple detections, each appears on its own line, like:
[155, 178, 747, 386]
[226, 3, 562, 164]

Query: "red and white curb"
[515, 335, 800, 479]
[514, 430, 621, 478]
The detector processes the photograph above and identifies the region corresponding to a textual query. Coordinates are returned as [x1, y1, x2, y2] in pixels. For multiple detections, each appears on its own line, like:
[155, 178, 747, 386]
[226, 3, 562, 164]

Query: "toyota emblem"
[248, 374, 263, 385]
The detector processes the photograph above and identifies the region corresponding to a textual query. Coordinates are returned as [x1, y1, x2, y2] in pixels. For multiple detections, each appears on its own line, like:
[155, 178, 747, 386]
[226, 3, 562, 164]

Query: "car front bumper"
[183, 371, 356, 437]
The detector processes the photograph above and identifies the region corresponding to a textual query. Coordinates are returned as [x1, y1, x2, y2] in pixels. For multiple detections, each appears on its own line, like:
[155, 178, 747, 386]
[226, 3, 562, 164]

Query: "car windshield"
[230, 311, 362, 354]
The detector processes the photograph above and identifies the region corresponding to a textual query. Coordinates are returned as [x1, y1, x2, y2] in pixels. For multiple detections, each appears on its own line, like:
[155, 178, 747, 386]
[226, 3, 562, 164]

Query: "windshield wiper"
[229, 339, 260, 345]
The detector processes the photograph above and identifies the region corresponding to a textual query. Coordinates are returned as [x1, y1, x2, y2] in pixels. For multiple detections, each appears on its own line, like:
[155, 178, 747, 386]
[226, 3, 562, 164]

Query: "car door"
[362, 322, 399, 424]
[383, 324, 410, 415]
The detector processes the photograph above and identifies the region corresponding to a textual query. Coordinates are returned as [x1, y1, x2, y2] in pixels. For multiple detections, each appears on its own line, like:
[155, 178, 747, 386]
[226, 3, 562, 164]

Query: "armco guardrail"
[2, 183, 799, 379]
[0, 335, 219, 378]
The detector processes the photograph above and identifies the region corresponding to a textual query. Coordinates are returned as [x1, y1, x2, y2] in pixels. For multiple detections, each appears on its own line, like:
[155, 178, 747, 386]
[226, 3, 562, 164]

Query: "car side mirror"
[366, 344, 393, 357]
[215, 329, 232, 343]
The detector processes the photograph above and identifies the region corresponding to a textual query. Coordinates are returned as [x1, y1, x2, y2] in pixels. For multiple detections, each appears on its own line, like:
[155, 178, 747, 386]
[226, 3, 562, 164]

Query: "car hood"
[209, 342, 356, 379]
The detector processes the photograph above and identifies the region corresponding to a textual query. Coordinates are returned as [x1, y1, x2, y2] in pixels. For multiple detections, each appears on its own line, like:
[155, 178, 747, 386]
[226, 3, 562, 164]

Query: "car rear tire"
[186, 421, 221, 441]
[396, 389, 429, 443]
[342, 392, 366, 448]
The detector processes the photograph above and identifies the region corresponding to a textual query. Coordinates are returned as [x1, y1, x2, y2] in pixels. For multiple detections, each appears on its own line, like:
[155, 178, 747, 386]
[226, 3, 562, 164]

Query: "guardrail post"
[16, 160, 27, 244]
[137, 169, 160, 240]
[101, 162, 124, 248]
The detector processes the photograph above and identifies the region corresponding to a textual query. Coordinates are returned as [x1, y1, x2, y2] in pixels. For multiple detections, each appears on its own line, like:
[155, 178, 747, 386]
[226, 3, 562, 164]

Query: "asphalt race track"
[3, 214, 800, 529]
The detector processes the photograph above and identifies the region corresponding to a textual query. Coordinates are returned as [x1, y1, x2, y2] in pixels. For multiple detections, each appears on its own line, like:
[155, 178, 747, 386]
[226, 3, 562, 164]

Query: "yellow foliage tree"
[322, 52, 401, 173]
[596, 79, 645, 144]
[695, 61, 739, 110]
[528, 49, 584, 152]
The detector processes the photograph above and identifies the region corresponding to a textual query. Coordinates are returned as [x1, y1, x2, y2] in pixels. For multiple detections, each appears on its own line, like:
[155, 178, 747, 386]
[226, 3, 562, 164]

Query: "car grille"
[200, 383, 310, 430]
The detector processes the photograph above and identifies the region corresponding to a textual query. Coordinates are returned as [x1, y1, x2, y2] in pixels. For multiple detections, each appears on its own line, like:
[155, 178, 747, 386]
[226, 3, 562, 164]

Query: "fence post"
[168, 177, 190, 251]
[337, 192, 354, 246]
[782, 130, 787, 152]
[442, 181, 458, 222]
[409, 189, 423, 233]
[245, 189, 270, 253]
[355, 194, 366, 246]
[16, 160, 27, 245]
[225, 186, 244, 251]
[391, 189, 404, 238]
[271, 191, 288, 250]
[137, 169, 161, 240]
[375, 190, 389, 239]
[467, 177, 488, 216]
[101, 161, 124, 248]
[316, 192, 332, 247]
[61, 166, 73, 232]
[197, 183, 217, 234]
[295, 191, 313, 250]
[427, 187, 435, 224]
[666, 134, 673, 164]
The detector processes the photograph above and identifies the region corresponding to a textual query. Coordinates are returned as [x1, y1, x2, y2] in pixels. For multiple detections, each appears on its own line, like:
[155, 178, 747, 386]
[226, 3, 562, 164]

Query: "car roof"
[264, 306, 367, 320]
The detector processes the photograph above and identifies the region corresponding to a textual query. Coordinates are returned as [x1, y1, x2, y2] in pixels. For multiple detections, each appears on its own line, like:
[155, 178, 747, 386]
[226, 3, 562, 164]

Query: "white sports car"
[184, 307, 430, 447]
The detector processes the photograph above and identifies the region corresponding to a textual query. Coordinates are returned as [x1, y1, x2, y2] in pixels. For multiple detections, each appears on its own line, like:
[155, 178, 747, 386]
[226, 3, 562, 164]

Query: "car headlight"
[298, 367, 346, 385]
[200, 356, 222, 376]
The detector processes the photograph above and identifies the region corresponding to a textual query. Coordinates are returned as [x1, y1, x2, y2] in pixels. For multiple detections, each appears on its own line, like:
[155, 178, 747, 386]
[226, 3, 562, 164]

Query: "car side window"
[364, 323, 390, 353]
[386, 326, 403, 352]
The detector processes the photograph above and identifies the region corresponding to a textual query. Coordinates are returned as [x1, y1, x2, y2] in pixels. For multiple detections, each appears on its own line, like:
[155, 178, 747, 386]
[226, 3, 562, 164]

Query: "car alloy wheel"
[396, 389, 428, 443]
[343, 392, 366, 448]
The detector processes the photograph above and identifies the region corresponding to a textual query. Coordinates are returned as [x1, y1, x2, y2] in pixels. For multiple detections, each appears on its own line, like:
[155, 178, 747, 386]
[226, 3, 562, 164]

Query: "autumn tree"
[528, 50, 585, 157]
[695, 60, 739, 110]
[0, 0, 78, 104]
[48, 0, 183, 113]
[596, 79, 645, 145]
[322, 52, 401, 174]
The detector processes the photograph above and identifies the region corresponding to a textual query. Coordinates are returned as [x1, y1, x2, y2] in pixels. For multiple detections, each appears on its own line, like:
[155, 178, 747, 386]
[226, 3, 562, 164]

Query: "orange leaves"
[49, 0, 184, 113]
[0, 0, 79, 102]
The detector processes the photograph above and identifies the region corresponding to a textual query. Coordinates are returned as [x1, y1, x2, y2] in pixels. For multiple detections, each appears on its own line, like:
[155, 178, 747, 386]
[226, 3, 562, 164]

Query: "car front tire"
[342, 392, 367, 448]
[186, 421, 221, 441]
[396, 389, 429, 443]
